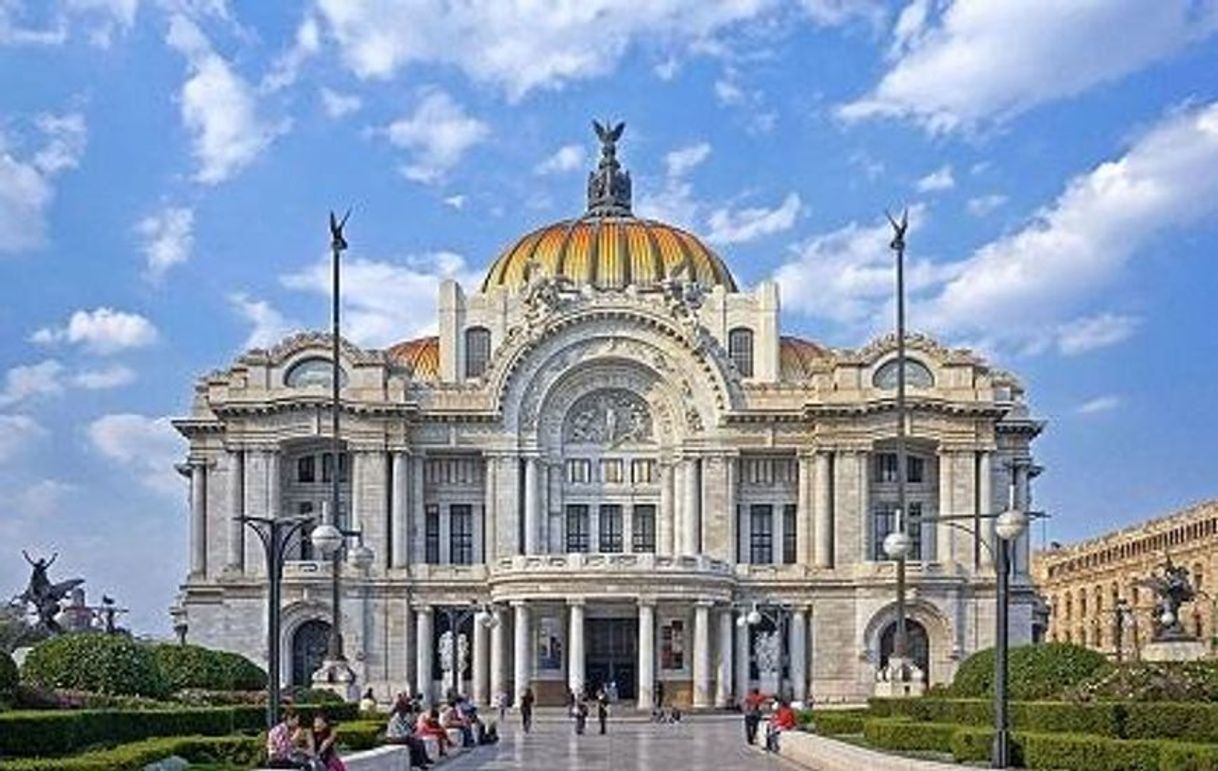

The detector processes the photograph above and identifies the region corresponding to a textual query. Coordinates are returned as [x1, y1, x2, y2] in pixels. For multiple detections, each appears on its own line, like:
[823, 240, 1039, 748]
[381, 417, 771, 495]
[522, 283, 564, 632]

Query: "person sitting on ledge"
[441, 699, 475, 747]
[311, 712, 347, 771]
[765, 699, 797, 753]
[384, 694, 432, 769]
[266, 707, 310, 769]
[416, 706, 452, 756]
[358, 687, 377, 713]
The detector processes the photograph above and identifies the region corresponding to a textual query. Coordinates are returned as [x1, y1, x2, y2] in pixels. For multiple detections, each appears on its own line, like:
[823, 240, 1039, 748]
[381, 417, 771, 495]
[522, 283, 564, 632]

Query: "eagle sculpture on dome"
[593, 120, 625, 152]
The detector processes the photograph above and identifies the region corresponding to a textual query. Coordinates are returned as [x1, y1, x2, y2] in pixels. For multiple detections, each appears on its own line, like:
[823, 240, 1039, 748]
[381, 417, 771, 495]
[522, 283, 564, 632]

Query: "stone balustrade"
[774, 730, 963, 771]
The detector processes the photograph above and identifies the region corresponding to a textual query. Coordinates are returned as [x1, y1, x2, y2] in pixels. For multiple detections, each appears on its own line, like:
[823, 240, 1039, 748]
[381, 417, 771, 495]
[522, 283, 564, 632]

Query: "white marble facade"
[172, 136, 1042, 707]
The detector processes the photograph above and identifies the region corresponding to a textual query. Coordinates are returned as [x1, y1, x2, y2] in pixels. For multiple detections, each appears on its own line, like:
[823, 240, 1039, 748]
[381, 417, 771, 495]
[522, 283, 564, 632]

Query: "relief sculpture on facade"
[564, 388, 654, 446]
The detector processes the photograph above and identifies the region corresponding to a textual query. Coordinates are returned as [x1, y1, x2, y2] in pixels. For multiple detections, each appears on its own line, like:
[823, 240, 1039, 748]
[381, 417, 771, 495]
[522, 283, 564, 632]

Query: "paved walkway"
[443, 715, 799, 770]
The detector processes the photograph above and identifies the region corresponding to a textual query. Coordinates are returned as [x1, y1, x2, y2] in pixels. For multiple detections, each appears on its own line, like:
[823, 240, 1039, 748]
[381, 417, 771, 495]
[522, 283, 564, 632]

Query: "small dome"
[482, 217, 737, 292]
[387, 335, 439, 380]
[779, 336, 828, 381]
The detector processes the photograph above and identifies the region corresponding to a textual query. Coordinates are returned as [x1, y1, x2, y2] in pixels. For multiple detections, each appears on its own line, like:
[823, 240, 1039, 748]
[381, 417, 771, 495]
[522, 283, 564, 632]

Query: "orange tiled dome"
[387, 335, 439, 380]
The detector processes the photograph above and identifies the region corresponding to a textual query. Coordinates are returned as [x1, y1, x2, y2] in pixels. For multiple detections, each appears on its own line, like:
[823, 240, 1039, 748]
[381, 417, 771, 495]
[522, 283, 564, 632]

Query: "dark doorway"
[878, 618, 930, 682]
[586, 617, 637, 701]
[292, 619, 331, 687]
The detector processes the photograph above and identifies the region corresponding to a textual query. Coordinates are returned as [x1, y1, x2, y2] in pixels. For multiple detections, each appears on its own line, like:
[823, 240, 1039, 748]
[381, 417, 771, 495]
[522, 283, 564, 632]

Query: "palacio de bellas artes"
[172, 124, 1042, 709]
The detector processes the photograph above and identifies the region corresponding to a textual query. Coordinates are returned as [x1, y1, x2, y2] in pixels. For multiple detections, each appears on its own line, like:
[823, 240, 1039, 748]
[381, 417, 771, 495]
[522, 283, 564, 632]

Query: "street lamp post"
[309, 521, 373, 697]
[736, 602, 791, 699]
[888, 209, 912, 686]
[236, 512, 313, 728]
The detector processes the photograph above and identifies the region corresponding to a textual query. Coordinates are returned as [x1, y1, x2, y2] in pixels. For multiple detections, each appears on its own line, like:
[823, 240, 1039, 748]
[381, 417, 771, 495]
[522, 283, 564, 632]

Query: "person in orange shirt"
[742, 687, 768, 745]
[765, 699, 798, 752]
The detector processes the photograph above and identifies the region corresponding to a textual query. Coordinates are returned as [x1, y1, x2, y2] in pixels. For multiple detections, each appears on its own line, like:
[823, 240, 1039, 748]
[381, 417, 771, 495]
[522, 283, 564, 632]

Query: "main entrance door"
[292, 619, 331, 687]
[586, 618, 637, 701]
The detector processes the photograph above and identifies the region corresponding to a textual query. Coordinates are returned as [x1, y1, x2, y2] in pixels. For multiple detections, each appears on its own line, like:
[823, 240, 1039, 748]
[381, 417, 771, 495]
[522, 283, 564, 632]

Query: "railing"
[492, 552, 734, 575]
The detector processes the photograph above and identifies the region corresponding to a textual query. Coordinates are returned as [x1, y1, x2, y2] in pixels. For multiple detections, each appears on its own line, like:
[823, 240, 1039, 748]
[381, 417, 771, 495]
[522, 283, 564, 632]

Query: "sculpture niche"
[14, 551, 85, 634]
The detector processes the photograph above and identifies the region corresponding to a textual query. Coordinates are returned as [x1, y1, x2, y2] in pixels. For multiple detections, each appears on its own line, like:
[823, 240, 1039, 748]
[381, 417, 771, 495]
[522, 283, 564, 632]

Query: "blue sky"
[1, 1, 1217, 634]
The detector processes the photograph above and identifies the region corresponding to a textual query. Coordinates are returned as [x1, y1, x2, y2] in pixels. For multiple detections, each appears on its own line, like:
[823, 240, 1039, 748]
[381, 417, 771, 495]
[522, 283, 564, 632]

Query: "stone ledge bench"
[254, 740, 477, 771]
[761, 731, 964, 771]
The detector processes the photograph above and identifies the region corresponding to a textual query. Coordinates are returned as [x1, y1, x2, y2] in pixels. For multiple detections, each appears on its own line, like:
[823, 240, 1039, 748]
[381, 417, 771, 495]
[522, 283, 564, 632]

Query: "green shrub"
[1022, 732, 1162, 771]
[0, 650, 17, 696]
[951, 643, 1112, 701]
[1068, 660, 1218, 703]
[1160, 741, 1218, 771]
[20, 635, 167, 699]
[0, 735, 262, 771]
[949, 725, 999, 764]
[810, 708, 868, 735]
[862, 717, 957, 754]
[337, 719, 384, 752]
[1123, 702, 1218, 743]
[153, 645, 265, 693]
[289, 686, 344, 704]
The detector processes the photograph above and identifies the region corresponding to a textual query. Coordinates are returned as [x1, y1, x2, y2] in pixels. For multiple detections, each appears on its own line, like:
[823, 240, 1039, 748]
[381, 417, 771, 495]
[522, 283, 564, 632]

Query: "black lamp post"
[236, 512, 313, 728]
[887, 209, 912, 681]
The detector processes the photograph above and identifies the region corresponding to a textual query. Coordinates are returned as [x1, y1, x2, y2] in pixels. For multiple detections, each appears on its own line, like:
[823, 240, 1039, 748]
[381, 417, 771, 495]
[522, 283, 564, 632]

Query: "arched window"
[285, 357, 347, 388]
[464, 327, 491, 378]
[728, 327, 754, 377]
[873, 357, 934, 389]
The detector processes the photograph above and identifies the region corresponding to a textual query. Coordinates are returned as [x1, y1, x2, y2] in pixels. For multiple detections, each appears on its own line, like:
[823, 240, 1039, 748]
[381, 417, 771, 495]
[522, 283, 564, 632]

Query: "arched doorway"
[291, 619, 331, 687]
[878, 619, 930, 682]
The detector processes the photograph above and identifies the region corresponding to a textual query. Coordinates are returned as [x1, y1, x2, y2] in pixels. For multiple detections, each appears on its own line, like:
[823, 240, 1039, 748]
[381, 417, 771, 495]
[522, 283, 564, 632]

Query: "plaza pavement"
[442, 711, 800, 770]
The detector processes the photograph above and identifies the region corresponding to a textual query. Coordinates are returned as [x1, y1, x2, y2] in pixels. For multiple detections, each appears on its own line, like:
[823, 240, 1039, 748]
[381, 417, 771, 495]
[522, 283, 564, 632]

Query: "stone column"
[524, 457, 540, 555]
[659, 461, 675, 556]
[715, 607, 733, 707]
[936, 449, 954, 565]
[797, 454, 812, 565]
[814, 451, 833, 568]
[568, 599, 586, 697]
[978, 451, 994, 570]
[189, 461, 207, 578]
[693, 601, 711, 707]
[734, 610, 750, 705]
[637, 601, 655, 710]
[1013, 462, 1031, 577]
[483, 455, 498, 563]
[772, 499, 785, 566]
[857, 451, 870, 562]
[266, 450, 281, 520]
[472, 611, 490, 706]
[415, 607, 434, 704]
[490, 607, 507, 704]
[513, 601, 531, 705]
[226, 449, 244, 573]
[790, 607, 808, 703]
[683, 457, 701, 556]
[350, 450, 365, 531]
[391, 451, 409, 569]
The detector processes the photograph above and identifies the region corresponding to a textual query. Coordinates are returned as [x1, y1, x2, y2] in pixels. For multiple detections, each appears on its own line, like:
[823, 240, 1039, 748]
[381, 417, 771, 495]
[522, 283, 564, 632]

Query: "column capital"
[694, 599, 715, 609]
[510, 599, 529, 608]
[417, 605, 434, 616]
[566, 597, 586, 607]
[637, 598, 656, 609]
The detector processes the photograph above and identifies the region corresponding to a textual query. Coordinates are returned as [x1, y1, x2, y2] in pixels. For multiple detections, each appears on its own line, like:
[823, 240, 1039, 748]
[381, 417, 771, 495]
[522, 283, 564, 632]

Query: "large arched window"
[464, 326, 491, 378]
[285, 357, 347, 388]
[728, 327, 754, 377]
[873, 357, 934, 389]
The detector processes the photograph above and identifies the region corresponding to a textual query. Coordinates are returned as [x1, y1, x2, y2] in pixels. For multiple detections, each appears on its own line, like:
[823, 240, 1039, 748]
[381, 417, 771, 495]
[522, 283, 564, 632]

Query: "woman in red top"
[765, 699, 797, 752]
[415, 707, 452, 756]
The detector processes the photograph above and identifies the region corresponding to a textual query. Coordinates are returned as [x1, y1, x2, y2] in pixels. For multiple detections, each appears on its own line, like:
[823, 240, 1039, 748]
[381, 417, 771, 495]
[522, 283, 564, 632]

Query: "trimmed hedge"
[152, 645, 266, 693]
[20, 635, 167, 699]
[0, 651, 17, 696]
[809, 708, 869, 735]
[0, 702, 358, 758]
[1160, 741, 1218, 771]
[1124, 702, 1218, 743]
[863, 717, 957, 754]
[0, 735, 262, 771]
[950, 642, 1112, 700]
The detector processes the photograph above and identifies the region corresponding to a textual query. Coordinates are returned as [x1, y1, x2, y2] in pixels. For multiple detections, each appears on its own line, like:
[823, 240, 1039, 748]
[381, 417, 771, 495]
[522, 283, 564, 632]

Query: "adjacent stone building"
[1033, 500, 1218, 660]
[172, 127, 1043, 707]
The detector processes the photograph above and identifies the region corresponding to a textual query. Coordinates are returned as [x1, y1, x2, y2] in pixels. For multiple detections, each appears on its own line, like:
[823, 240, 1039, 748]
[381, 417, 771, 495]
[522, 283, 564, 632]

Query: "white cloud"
[136, 205, 193, 281]
[915, 165, 954, 192]
[262, 13, 320, 92]
[919, 99, 1218, 350]
[705, 192, 802, 245]
[442, 194, 466, 210]
[1055, 313, 1139, 356]
[535, 144, 586, 175]
[0, 360, 65, 407]
[0, 414, 46, 462]
[319, 87, 361, 119]
[166, 13, 285, 184]
[71, 363, 137, 389]
[0, 111, 86, 254]
[86, 413, 184, 496]
[653, 56, 680, 80]
[664, 142, 711, 178]
[966, 193, 1007, 216]
[714, 78, 745, 106]
[840, 1, 1218, 133]
[228, 292, 298, 350]
[315, 0, 786, 101]
[7, 478, 75, 517]
[281, 251, 480, 347]
[0, 0, 138, 47]
[798, 0, 884, 27]
[32, 307, 158, 354]
[1077, 395, 1121, 415]
[773, 206, 959, 329]
[381, 90, 488, 184]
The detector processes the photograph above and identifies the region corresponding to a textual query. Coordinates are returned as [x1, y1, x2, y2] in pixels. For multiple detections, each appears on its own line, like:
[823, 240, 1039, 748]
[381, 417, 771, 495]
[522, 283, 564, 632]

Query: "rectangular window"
[749, 504, 773, 564]
[632, 505, 656, 553]
[729, 328, 754, 378]
[876, 453, 898, 483]
[600, 459, 624, 484]
[297, 456, 315, 483]
[293, 501, 316, 559]
[631, 458, 656, 484]
[599, 504, 623, 552]
[450, 504, 473, 565]
[464, 327, 491, 379]
[565, 459, 592, 484]
[783, 503, 797, 564]
[321, 452, 350, 483]
[908, 456, 925, 484]
[424, 504, 441, 564]
[660, 619, 685, 670]
[566, 505, 590, 553]
[873, 502, 922, 561]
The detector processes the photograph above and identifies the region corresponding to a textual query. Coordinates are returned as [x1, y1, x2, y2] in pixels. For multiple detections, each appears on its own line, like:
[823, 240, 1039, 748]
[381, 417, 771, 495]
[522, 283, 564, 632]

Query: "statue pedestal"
[311, 658, 359, 701]
[874, 657, 926, 699]
[1142, 638, 1208, 662]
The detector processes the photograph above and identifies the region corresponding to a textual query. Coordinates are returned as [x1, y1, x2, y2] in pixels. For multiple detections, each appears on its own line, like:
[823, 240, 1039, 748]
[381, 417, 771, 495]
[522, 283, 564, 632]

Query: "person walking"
[573, 695, 589, 735]
[493, 689, 508, 724]
[743, 687, 766, 745]
[520, 687, 535, 734]
[596, 687, 609, 735]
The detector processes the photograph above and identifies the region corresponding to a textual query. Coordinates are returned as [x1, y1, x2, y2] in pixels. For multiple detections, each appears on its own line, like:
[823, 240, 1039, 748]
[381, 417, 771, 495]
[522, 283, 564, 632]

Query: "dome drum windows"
[728, 327, 755, 378]
[464, 327, 491, 379]
[872, 357, 934, 390]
